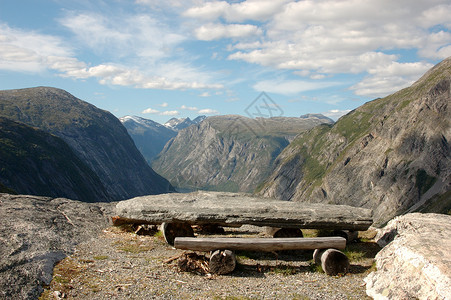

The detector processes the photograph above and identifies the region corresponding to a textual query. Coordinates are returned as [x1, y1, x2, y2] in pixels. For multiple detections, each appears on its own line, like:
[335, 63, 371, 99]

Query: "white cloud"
[195, 23, 262, 41]
[253, 79, 342, 96]
[322, 109, 352, 120]
[222, 0, 451, 97]
[0, 21, 224, 91]
[180, 105, 198, 111]
[59, 13, 186, 60]
[184, 0, 290, 22]
[198, 108, 219, 114]
[0, 24, 73, 72]
[142, 107, 159, 114]
[160, 110, 180, 116]
[159, 102, 169, 107]
[199, 92, 210, 97]
[351, 61, 433, 97]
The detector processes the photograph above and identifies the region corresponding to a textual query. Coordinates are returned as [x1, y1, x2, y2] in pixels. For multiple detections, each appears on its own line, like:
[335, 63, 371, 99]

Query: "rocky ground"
[39, 225, 380, 300]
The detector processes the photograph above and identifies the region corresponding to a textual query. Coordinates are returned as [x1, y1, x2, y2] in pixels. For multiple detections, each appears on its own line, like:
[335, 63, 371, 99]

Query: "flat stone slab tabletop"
[115, 191, 373, 231]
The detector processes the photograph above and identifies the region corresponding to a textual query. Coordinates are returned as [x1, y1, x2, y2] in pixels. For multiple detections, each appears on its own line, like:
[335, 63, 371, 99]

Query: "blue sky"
[1, 0, 450, 124]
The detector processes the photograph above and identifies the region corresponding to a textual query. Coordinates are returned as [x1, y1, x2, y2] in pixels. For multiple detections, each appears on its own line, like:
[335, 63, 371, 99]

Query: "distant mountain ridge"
[152, 114, 334, 192]
[164, 115, 206, 131]
[0, 87, 173, 201]
[300, 113, 335, 124]
[258, 57, 451, 225]
[120, 115, 177, 163]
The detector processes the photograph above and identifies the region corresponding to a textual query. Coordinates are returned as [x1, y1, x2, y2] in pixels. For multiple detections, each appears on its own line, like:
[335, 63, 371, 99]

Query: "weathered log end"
[161, 222, 194, 246]
[266, 227, 304, 238]
[313, 248, 350, 276]
[209, 249, 236, 275]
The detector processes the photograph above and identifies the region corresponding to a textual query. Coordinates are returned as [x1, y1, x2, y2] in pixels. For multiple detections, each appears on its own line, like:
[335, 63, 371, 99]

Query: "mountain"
[164, 115, 206, 131]
[152, 114, 333, 193]
[258, 57, 451, 226]
[120, 115, 177, 163]
[0, 117, 108, 201]
[0, 87, 173, 201]
[300, 113, 334, 124]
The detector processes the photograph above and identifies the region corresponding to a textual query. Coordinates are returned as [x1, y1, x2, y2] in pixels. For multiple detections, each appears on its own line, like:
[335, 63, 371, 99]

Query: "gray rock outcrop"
[115, 191, 373, 230]
[365, 213, 451, 299]
[0, 193, 115, 300]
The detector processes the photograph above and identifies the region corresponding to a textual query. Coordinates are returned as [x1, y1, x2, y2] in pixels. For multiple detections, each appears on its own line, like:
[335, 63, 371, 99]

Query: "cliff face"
[0, 118, 108, 201]
[120, 116, 177, 163]
[152, 115, 332, 192]
[0, 87, 173, 201]
[258, 57, 451, 226]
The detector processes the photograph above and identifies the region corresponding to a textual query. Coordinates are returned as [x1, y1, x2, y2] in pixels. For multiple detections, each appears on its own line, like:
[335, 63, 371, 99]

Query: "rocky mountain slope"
[120, 115, 177, 163]
[152, 115, 333, 192]
[0, 87, 173, 201]
[0, 193, 114, 299]
[258, 57, 451, 226]
[0, 117, 108, 201]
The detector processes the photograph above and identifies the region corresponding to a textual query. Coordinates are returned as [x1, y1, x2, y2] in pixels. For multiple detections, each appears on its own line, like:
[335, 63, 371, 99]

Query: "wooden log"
[161, 222, 194, 246]
[209, 250, 236, 275]
[313, 248, 350, 276]
[265, 227, 304, 238]
[333, 230, 358, 242]
[174, 237, 346, 252]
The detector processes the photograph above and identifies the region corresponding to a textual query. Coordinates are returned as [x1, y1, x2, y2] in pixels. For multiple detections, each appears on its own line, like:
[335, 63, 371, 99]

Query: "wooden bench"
[174, 236, 349, 276]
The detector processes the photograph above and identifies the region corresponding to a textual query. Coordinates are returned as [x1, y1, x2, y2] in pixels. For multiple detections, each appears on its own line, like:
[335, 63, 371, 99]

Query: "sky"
[0, 0, 450, 124]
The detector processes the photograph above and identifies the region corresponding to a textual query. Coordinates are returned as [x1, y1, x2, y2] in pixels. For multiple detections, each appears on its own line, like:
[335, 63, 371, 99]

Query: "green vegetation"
[417, 190, 451, 215]
[334, 111, 372, 141]
[270, 265, 297, 276]
[415, 169, 437, 196]
[0, 117, 106, 201]
[93, 255, 108, 260]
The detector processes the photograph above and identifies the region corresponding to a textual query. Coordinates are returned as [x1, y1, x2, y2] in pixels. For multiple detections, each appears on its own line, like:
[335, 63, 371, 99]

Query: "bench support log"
[209, 250, 236, 275]
[161, 222, 194, 246]
[174, 237, 346, 252]
[333, 230, 358, 242]
[313, 248, 350, 276]
[265, 227, 304, 238]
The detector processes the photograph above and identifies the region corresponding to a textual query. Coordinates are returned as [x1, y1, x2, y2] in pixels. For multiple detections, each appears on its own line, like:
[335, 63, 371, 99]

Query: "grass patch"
[344, 249, 365, 262]
[270, 265, 297, 276]
[93, 255, 108, 260]
[235, 250, 266, 261]
[309, 262, 323, 273]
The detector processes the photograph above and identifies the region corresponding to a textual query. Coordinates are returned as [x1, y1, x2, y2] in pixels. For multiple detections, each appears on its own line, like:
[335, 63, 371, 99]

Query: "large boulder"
[365, 213, 451, 299]
[0, 193, 115, 300]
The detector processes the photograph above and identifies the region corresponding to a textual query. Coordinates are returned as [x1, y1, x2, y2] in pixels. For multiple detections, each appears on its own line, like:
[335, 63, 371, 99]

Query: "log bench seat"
[174, 236, 350, 276]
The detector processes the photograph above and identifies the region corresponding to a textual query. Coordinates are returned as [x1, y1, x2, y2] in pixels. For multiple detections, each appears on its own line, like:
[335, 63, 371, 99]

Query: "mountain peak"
[164, 115, 206, 131]
[299, 113, 334, 124]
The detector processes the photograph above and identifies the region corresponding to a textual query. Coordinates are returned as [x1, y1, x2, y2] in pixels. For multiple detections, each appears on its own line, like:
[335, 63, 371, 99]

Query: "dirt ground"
[39, 225, 380, 300]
